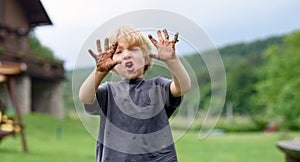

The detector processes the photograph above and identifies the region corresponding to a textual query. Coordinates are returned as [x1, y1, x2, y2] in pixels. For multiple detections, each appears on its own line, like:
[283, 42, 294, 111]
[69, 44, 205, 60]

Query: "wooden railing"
[0, 47, 64, 81]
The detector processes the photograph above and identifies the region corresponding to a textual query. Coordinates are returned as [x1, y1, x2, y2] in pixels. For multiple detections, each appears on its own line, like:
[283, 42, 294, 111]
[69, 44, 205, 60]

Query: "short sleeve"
[84, 82, 108, 115]
[154, 77, 183, 118]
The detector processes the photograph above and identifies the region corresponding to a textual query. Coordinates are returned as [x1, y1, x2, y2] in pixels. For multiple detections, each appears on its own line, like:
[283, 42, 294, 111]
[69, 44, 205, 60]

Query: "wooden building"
[0, 0, 65, 118]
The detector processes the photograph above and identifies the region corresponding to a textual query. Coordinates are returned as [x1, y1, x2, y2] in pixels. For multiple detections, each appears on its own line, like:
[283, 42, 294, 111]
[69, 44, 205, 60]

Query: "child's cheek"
[113, 64, 122, 74]
[114, 54, 123, 62]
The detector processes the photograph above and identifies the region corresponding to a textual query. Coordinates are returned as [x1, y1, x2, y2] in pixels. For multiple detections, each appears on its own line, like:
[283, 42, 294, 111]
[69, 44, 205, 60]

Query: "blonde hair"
[108, 25, 152, 74]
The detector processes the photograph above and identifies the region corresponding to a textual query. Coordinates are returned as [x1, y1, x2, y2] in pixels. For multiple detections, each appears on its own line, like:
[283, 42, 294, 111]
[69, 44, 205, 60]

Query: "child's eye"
[130, 47, 139, 51]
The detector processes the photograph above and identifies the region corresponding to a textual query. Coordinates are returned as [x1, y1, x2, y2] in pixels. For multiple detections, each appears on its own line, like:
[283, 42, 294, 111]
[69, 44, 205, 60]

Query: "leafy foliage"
[254, 31, 300, 129]
[29, 32, 62, 65]
[65, 30, 300, 131]
[202, 35, 284, 115]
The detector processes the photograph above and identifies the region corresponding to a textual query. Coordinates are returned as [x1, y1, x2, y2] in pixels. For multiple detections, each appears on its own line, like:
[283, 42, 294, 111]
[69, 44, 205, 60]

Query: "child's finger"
[148, 53, 159, 60]
[99, 59, 122, 71]
[110, 41, 118, 57]
[157, 30, 163, 42]
[88, 49, 97, 59]
[172, 32, 179, 44]
[148, 34, 158, 48]
[163, 29, 169, 40]
[104, 38, 109, 51]
[97, 39, 102, 53]
[171, 32, 179, 49]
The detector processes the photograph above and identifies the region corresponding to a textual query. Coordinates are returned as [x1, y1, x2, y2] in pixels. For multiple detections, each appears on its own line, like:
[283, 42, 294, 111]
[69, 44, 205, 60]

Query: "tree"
[253, 30, 300, 130]
[226, 56, 257, 114]
[29, 32, 62, 65]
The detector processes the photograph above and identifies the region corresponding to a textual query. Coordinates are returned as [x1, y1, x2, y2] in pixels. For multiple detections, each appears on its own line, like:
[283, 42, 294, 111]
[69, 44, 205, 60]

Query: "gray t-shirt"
[85, 77, 182, 162]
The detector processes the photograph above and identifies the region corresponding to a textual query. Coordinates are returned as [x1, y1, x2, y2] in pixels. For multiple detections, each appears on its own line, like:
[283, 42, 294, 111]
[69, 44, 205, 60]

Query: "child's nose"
[122, 50, 132, 60]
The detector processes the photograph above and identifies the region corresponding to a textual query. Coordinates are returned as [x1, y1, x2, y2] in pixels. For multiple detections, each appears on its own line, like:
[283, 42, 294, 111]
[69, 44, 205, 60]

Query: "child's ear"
[144, 55, 151, 65]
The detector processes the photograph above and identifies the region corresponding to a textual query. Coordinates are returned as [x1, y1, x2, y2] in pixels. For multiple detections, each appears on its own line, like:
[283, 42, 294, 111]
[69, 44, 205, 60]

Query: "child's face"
[112, 40, 146, 80]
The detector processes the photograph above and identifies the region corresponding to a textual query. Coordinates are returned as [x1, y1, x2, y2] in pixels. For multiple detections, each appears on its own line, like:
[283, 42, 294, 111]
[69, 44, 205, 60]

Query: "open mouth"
[125, 62, 133, 68]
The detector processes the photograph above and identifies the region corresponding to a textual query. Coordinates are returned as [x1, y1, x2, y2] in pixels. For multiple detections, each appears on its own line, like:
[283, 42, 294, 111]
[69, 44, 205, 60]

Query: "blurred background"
[0, 0, 300, 162]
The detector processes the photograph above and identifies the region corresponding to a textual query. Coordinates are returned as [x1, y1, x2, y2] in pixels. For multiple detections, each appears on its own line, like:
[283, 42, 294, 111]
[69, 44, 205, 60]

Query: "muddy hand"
[88, 38, 121, 72]
[148, 29, 179, 61]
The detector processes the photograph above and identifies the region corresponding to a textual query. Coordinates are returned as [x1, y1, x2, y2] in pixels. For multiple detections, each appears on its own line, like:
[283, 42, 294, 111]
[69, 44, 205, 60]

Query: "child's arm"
[79, 39, 119, 104]
[79, 69, 107, 104]
[148, 29, 191, 97]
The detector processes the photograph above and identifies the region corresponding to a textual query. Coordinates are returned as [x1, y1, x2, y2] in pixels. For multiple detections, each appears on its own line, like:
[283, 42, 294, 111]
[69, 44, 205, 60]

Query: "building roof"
[18, 0, 53, 27]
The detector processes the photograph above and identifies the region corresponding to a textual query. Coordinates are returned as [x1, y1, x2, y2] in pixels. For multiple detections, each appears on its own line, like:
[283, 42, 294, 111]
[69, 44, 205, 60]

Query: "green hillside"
[64, 30, 300, 131]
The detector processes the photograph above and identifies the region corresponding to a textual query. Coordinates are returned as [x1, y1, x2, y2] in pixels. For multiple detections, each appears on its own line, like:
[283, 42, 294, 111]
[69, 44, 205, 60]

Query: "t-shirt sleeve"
[84, 99, 101, 115]
[155, 77, 183, 118]
[84, 83, 108, 115]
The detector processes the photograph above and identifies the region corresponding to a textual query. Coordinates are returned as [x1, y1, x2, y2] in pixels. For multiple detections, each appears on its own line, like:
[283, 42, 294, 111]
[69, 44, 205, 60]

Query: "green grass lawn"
[0, 113, 299, 162]
[175, 132, 290, 162]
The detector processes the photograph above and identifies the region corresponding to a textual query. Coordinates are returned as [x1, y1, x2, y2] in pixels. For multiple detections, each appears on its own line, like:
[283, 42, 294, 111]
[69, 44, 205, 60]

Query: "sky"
[35, 0, 300, 69]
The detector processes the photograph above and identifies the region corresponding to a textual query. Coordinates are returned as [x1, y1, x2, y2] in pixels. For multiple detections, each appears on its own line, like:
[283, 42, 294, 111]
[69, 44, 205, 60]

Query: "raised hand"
[88, 38, 120, 72]
[148, 29, 179, 61]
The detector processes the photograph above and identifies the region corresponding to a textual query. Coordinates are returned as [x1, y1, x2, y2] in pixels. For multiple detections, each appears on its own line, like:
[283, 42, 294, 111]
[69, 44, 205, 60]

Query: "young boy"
[79, 25, 191, 162]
